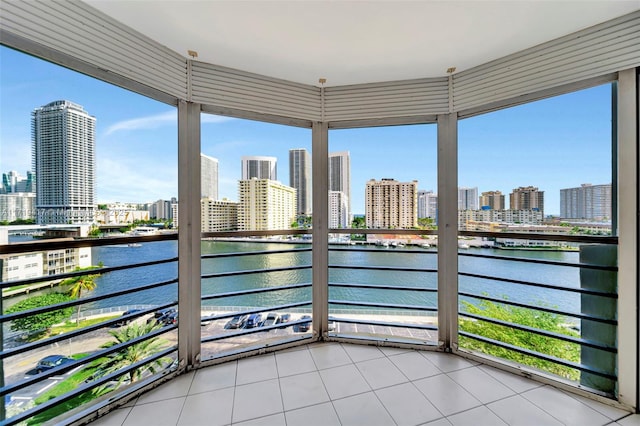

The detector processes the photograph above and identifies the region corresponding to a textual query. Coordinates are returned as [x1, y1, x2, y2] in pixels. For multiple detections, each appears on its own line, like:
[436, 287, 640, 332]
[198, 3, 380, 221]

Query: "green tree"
[459, 299, 580, 380]
[351, 216, 365, 229]
[5, 293, 74, 334]
[63, 270, 99, 326]
[98, 322, 172, 388]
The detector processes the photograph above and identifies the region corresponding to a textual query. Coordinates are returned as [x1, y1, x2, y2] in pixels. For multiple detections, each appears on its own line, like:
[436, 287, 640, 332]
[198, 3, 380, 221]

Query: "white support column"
[437, 113, 458, 351]
[178, 100, 202, 369]
[312, 121, 329, 340]
[617, 68, 638, 411]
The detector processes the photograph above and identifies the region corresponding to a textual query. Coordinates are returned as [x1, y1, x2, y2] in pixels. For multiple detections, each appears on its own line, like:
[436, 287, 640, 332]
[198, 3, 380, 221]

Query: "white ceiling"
[86, 0, 639, 87]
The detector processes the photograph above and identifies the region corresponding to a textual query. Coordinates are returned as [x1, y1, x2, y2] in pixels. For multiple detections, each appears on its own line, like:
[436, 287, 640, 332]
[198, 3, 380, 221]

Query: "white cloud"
[104, 110, 234, 136]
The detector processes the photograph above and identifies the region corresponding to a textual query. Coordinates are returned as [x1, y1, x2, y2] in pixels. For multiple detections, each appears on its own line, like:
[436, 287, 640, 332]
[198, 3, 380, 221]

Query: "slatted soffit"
[0, 2, 639, 124]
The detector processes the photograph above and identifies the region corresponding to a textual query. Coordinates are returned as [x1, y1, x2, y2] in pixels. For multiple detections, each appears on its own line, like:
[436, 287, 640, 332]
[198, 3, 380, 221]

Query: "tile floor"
[90, 342, 638, 426]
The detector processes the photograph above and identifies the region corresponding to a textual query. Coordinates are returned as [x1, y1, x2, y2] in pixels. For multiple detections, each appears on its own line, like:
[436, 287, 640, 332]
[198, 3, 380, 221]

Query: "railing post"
[617, 68, 638, 411]
[312, 121, 329, 340]
[437, 112, 458, 351]
[178, 100, 202, 369]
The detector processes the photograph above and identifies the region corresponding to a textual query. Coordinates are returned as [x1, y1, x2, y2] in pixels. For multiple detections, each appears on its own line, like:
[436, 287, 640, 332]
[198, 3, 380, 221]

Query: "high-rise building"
[365, 178, 417, 229]
[289, 148, 311, 215]
[241, 156, 277, 180]
[1, 170, 36, 221]
[32, 100, 95, 224]
[329, 191, 349, 228]
[201, 154, 219, 199]
[238, 178, 296, 231]
[417, 190, 438, 219]
[510, 186, 544, 217]
[480, 190, 505, 210]
[201, 198, 239, 232]
[458, 187, 479, 210]
[560, 183, 612, 220]
[329, 151, 351, 220]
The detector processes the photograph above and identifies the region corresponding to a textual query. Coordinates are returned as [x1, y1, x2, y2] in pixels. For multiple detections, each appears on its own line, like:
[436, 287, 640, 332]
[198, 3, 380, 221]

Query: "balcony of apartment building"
[1, 2, 639, 426]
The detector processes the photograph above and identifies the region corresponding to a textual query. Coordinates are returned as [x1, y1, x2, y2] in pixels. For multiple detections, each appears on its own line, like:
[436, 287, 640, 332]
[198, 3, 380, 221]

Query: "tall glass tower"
[241, 156, 277, 180]
[32, 100, 96, 224]
[201, 153, 219, 199]
[329, 151, 351, 222]
[289, 148, 311, 215]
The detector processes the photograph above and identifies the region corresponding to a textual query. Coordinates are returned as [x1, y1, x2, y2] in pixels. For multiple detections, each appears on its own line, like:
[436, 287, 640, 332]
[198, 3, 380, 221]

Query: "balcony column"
[437, 112, 458, 351]
[617, 67, 638, 411]
[177, 100, 202, 369]
[312, 121, 329, 340]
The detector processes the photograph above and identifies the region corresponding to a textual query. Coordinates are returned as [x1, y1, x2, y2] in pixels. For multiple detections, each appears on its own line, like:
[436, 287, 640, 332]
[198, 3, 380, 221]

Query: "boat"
[458, 243, 470, 249]
[127, 243, 142, 247]
[131, 227, 159, 236]
[420, 243, 430, 249]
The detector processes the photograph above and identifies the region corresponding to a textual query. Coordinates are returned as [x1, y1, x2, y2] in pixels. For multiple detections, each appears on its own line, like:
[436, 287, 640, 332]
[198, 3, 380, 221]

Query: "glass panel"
[457, 84, 617, 395]
[1, 45, 178, 423]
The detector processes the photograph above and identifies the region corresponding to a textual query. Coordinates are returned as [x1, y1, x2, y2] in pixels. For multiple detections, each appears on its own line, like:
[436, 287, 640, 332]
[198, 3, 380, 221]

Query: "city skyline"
[1, 45, 614, 216]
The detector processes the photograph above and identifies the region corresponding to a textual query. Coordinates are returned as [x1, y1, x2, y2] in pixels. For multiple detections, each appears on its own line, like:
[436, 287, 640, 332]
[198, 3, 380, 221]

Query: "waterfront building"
[201, 198, 239, 232]
[241, 156, 277, 180]
[560, 183, 612, 221]
[32, 100, 96, 224]
[459, 208, 543, 230]
[148, 198, 177, 220]
[0, 193, 36, 222]
[1, 244, 91, 282]
[480, 190, 505, 210]
[2, 170, 35, 194]
[458, 187, 479, 210]
[289, 148, 312, 215]
[328, 190, 349, 228]
[329, 151, 351, 222]
[417, 190, 438, 219]
[201, 154, 219, 199]
[238, 178, 296, 231]
[94, 208, 150, 225]
[510, 186, 544, 217]
[365, 178, 418, 229]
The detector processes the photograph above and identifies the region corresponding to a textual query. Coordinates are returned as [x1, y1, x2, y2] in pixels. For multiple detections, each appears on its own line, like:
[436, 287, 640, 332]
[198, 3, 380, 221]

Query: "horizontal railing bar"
[201, 247, 311, 259]
[1, 256, 178, 289]
[329, 247, 436, 254]
[459, 230, 618, 244]
[328, 229, 437, 235]
[1, 324, 175, 397]
[200, 301, 312, 323]
[201, 229, 312, 238]
[458, 272, 618, 298]
[2, 346, 176, 426]
[0, 232, 178, 255]
[201, 283, 311, 301]
[201, 265, 311, 280]
[0, 302, 176, 359]
[1, 279, 178, 323]
[459, 312, 617, 353]
[329, 316, 438, 331]
[329, 282, 437, 293]
[459, 331, 617, 381]
[459, 292, 618, 325]
[329, 264, 438, 273]
[329, 299, 438, 312]
[459, 252, 618, 271]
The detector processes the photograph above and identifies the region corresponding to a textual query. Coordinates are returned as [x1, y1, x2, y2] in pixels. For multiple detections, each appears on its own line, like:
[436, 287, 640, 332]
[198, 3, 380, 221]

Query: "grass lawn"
[50, 315, 121, 335]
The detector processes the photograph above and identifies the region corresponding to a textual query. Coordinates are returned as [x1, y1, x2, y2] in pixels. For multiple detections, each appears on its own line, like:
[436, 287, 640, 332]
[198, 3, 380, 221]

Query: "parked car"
[116, 309, 142, 326]
[279, 313, 291, 324]
[245, 313, 263, 328]
[294, 315, 312, 332]
[262, 313, 280, 328]
[161, 311, 178, 326]
[35, 355, 73, 373]
[147, 308, 176, 325]
[225, 314, 248, 329]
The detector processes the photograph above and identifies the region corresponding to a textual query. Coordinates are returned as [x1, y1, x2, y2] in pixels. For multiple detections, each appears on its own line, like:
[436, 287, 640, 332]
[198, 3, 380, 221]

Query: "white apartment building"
[459, 209, 544, 230]
[94, 208, 150, 225]
[1, 245, 92, 282]
[32, 100, 96, 224]
[365, 178, 418, 229]
[238, 179, 296, 231]
[560, 183, 612, 220]
[201, 154, 219, 199]
[417, 190, 438, 219]
[201, 198, 239, 232]
[328, 191, 349, 228]
[289, 148, 311, 215]
[0, 252, 42, 282]
[458, 187, 479, 210]
[0, 193, 36, 222]
[241, 156, 277, 180]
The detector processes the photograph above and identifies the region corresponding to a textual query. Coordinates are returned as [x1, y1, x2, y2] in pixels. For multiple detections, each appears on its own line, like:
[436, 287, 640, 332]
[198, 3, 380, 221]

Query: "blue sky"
[1, 45, 612, 216]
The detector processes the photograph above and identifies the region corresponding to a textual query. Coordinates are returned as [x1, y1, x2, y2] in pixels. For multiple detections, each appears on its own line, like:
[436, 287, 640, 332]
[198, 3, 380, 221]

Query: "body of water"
[7, 237, 588, 318]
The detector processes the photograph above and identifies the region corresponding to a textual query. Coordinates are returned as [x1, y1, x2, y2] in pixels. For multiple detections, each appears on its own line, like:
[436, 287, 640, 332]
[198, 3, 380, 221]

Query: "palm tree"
[65, 270, 98, 326]
[98, 322, 171, 388]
